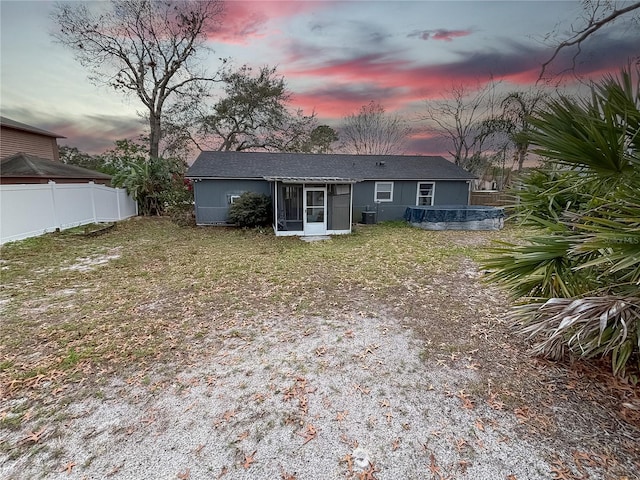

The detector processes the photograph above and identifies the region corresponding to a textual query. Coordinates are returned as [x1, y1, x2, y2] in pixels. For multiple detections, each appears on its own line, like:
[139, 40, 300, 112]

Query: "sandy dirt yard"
[1, 221, 638, 479]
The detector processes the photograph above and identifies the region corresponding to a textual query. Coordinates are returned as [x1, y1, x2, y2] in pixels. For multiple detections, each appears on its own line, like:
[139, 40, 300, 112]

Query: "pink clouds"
[207, 1, 325, 45]
[285, 53, 503, 118]
[50, 116, 145, 154]
[292, 86, 404, 118]
[408, 29, 473, 42]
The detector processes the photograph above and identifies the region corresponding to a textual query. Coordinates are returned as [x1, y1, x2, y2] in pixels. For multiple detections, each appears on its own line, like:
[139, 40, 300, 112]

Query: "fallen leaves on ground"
[340, 453, 354, 475]
[298, 424, 318, 445]
[454, 438, 468, 453]
[281, 469, 297, 480]
[353, 384, 371, 395]
[21, 427, 47, 444]
[283, 377, 314, 416]
[357, 462, 379, 480]
[60, 461, 76, 474]
[216, 466, 228, 478]
[487, 393, 505, 410]
[456, 390, 475, 409]
[242, 450, 257, 469]
[428, 453, 442, 478]
[221, 409, 236, 422]
[514, 407, 530, 423]
[549, 459, 579, 480]
[335, 410, 348, 422]
[384, 410, 394, 424]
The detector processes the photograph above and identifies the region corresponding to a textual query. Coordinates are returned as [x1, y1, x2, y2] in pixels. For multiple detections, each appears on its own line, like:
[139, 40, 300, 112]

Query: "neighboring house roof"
[1, 152, 111, 181]
[0, 116, 66, 139]
[187, 151, 476, 181]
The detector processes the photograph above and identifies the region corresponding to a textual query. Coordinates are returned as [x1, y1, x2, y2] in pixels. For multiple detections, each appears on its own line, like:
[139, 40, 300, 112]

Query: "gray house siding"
[352, 180, 470, 222]
[187, 152, 476, 229]
[194, 179, 270, 224]
[432, 181, 471, 205]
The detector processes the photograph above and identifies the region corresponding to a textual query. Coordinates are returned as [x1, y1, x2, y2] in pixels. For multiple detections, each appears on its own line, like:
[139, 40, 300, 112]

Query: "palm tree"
[113, 156, 181, 216]
[483, 67, 640, 376]
[501, 90, 547, 171]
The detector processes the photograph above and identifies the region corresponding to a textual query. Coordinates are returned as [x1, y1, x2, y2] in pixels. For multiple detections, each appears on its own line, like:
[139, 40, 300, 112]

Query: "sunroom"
[266, 177, 360, 237]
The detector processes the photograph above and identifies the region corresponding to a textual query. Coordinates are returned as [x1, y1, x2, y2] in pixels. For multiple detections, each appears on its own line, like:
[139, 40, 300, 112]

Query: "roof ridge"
[0, 116, 66, 138]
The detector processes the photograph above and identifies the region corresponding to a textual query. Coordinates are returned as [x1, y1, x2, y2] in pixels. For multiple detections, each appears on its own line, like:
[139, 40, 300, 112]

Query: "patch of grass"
[0, 414, 23, 430]
[59, 348, 81, 370]
[0, 360, 14, 372]
[0, 217, 516, 419]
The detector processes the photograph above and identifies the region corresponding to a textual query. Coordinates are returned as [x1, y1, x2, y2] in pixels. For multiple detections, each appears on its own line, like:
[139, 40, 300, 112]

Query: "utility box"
[361, 211, 377, 224]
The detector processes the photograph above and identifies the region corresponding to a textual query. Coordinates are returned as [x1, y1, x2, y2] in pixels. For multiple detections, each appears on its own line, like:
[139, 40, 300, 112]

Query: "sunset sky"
[1, 0, 638, 158]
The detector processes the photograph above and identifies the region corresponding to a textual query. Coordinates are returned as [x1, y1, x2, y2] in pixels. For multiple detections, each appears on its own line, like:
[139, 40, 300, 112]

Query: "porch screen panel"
[306, 190, 325, 223]
[277, 184, 303, 231]
[328, 184, 350, 230]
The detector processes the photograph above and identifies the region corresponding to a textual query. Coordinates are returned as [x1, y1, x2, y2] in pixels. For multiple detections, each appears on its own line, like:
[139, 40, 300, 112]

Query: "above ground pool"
[404, 205, 505, 231]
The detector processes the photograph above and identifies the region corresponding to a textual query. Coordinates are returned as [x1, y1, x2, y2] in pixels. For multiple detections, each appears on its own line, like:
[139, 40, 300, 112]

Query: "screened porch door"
[303, 186, 327, 236]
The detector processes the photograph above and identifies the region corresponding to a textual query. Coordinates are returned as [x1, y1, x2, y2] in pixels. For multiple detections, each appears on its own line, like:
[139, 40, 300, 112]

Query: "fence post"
[116, 188, 122, 220]
[49, 180, 60, 230]
[89, 181, 97, 223]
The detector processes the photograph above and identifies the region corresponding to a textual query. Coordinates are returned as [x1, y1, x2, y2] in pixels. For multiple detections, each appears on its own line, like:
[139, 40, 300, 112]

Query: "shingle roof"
[187, 151, 476, 181]
[1, 153, 111, 180]
[0, 116, 65, 138]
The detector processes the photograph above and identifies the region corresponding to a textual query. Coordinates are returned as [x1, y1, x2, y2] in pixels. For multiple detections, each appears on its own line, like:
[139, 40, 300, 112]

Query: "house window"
[416, 182, 435, 206]
[229, 195, 241, 204]
[374, 182, 394, 202]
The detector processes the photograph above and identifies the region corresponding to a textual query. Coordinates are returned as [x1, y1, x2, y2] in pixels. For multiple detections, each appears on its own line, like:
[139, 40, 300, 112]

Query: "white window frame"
[416, 181, 435, 206]
[374, 181, 394, 202]
[229, 194, 241, 204]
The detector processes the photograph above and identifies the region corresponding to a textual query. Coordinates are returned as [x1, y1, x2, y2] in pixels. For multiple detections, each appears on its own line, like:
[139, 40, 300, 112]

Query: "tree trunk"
[149, 112, 162, 159]
[517, 147, 526, 171]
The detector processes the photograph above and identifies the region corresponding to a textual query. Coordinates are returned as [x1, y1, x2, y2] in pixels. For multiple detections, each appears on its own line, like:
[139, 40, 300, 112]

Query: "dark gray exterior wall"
[352, 180, 470, 222]
[433, 181, 471, 206]
[194, 178, 470, 225]
[193, 179, 270, 224]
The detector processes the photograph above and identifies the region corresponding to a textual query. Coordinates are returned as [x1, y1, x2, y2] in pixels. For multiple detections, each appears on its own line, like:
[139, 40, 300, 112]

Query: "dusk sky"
[1, 1, 638, 159]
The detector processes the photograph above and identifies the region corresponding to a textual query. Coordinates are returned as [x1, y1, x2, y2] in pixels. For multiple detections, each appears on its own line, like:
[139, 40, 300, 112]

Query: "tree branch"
[539, 1, 640, 80]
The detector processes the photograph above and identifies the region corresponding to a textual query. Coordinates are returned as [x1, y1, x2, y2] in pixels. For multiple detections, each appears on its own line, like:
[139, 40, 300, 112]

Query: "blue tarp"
[404, 205, 504, 223]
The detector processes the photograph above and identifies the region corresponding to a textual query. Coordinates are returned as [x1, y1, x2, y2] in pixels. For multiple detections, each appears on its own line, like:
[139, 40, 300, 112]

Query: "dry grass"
[0, 219, 504, 399]
[1, 218, 638, 478]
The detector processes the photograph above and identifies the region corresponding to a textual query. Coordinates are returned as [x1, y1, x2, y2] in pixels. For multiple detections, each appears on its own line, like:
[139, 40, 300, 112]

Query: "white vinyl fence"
[0, 181, 138, 244]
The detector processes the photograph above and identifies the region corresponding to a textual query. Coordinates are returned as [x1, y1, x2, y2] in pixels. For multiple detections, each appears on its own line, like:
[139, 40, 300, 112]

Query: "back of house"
[186, 151, 476, 236]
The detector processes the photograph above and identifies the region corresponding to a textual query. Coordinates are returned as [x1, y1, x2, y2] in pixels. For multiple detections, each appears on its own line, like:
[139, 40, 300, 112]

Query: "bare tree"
[52, 0, 225, 159]
[540, 1, 640, 80]
[340, 101, 411, 155]
[423, 82, 498, 170]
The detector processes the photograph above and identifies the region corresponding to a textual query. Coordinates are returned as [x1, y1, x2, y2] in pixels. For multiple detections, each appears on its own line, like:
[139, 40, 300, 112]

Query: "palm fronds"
[484, 235, 596, 299]
[513, 296, 640, 375]
[483, 66, 640, 376]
